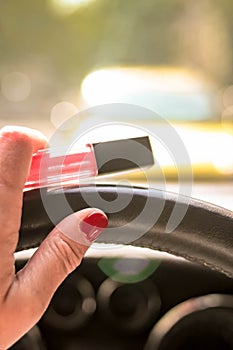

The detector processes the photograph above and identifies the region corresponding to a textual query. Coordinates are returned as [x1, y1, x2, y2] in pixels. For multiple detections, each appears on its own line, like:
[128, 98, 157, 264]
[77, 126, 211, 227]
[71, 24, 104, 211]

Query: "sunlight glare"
[50, 0, 96, 15]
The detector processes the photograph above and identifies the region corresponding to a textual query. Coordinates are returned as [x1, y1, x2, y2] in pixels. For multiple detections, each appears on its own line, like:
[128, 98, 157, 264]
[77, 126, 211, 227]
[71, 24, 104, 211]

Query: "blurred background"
[0, 0, 232, 208]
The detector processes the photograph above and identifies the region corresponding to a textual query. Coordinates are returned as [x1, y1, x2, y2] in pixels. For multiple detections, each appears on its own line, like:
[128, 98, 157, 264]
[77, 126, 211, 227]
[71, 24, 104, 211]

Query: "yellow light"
[175, 128, 233, 174]
[212, 133, 233, 174]
[50, 0, 95, 15]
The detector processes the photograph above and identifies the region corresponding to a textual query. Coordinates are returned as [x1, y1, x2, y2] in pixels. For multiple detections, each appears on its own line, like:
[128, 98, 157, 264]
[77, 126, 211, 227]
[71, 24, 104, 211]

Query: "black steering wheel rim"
[19, 185, 233, 278]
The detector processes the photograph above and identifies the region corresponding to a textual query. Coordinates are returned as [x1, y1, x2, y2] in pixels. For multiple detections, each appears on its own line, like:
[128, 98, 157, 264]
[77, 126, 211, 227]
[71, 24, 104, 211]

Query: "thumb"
[7, 208, 108, 341]
[19, 208, 108, 304]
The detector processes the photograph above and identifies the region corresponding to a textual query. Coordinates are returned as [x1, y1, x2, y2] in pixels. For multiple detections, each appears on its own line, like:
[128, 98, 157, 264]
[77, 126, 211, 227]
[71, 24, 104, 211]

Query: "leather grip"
[19, 185, 233, 278]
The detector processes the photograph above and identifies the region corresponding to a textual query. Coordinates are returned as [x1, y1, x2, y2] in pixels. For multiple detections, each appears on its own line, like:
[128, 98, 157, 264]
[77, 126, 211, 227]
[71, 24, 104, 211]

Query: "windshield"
[0, 0, 233, 182]
[0, 1, 232, 124]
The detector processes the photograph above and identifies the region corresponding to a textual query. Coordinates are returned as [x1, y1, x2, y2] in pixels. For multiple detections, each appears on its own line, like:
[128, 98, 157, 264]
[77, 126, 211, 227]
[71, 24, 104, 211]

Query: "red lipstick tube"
[25, 136, 154, 190]
[25, 144, 97, 190]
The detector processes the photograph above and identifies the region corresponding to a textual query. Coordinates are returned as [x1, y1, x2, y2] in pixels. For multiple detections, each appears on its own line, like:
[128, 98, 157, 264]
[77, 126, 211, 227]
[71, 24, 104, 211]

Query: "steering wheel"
[18, 185, 233, 349]
[19, 185, 233, 277]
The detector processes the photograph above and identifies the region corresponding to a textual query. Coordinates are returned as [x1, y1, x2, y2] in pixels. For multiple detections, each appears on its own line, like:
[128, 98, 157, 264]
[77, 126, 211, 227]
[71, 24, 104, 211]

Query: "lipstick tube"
[25, 144, 97, 190]
[25, 136, 154, 190]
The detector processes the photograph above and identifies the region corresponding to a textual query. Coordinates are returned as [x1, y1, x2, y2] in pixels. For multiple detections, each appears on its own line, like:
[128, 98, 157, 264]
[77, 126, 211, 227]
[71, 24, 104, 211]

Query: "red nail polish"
[80, 212, 108, 242]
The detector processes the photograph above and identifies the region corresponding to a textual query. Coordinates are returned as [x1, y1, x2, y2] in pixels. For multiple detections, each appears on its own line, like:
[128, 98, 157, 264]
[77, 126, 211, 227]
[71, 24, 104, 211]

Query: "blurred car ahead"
[77, 66, 233, 181]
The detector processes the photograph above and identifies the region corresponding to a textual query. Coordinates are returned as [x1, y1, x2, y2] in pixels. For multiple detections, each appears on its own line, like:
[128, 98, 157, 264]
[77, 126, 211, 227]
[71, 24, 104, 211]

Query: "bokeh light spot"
[222, 85, 233, 108]
[98, 258, 161, 284]
[50, 101, 79, 128]
[222, 105, 233, 123]
[1, 72, 31, 102]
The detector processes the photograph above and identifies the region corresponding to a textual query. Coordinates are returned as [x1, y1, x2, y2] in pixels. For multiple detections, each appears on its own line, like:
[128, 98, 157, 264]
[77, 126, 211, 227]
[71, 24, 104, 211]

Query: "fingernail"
[80, 211, 108, 242]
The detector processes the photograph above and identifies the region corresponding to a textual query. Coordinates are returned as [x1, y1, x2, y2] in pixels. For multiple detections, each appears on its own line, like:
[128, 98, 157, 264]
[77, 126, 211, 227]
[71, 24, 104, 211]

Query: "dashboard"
[12, 249, 233, 350]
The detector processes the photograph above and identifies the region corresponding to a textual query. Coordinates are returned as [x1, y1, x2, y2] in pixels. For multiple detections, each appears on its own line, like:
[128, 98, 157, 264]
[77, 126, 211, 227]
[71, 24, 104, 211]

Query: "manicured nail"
[80, 211, 108, 242]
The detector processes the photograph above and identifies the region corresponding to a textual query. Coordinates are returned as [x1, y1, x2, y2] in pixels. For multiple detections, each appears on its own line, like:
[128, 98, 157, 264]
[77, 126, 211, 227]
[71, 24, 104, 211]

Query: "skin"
[0, 126, 106, 349]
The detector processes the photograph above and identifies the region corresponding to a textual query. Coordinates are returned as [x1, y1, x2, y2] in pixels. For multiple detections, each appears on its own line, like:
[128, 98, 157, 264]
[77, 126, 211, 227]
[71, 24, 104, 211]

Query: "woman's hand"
[0, 126, 108, 349]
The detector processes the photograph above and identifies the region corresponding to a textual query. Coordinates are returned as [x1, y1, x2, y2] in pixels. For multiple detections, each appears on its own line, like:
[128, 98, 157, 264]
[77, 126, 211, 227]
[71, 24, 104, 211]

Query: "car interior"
[11, 184, 233, 349]
[0, 0, 233, 349]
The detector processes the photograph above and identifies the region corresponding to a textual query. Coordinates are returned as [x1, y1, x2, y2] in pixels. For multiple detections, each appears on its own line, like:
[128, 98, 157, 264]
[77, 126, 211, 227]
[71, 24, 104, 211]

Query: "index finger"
[0, 126, 47, 190]
[0, 126, 47, 291]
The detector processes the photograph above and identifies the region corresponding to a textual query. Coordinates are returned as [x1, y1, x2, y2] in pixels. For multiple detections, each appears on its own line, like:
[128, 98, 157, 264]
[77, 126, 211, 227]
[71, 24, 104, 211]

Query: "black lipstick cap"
[93, 136, 154, 175]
